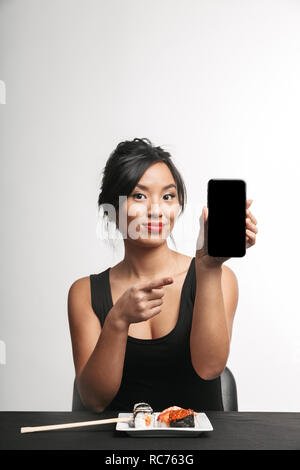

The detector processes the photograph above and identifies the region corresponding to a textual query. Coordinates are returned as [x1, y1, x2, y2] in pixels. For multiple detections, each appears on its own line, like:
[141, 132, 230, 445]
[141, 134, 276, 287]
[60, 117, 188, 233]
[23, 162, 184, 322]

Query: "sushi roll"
[157, 406, 181, 426]
[169, 408, 195, 428]
[133, 402, 154, 428]
[133, 402, 153, 415]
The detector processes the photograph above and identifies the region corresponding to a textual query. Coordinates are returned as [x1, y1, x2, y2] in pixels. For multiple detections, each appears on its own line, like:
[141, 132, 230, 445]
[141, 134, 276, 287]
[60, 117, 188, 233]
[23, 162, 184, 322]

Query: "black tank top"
[89, 256, 224, 412]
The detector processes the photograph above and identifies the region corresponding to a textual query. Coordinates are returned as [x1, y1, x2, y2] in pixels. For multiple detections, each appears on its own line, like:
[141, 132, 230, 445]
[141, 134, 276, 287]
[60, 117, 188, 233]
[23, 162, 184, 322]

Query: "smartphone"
[207, 179, 246, 257]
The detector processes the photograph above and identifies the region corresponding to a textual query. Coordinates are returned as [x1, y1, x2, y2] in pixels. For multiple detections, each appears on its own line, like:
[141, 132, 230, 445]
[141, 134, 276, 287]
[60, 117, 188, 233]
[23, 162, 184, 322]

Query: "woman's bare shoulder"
[68, 276, 100, 328]
[69, 275, 90, 292]
[68, 276, 92, 306]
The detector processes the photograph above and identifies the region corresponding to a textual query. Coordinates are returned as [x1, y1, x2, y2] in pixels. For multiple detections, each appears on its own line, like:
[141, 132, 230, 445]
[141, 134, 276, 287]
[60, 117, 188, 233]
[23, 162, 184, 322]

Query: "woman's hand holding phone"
[196, 199, 258, 269]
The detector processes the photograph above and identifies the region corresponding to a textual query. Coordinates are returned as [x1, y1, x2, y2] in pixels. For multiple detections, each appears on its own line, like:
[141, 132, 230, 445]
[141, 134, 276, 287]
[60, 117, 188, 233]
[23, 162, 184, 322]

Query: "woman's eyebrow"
[135, 183, 177, 190]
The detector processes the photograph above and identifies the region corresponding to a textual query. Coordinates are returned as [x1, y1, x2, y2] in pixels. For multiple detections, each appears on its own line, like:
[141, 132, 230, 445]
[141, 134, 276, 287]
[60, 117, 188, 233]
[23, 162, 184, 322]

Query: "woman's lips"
[142, 223, 164, 232]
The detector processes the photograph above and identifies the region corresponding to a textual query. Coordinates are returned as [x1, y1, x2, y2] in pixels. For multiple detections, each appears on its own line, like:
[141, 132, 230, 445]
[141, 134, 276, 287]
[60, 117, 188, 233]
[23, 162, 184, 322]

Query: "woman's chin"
[127, 231, 169, 245]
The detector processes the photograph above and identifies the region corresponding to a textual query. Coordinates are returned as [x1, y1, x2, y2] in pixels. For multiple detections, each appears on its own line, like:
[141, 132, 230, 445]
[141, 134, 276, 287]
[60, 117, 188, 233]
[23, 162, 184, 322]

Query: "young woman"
[67, 138, 258, 413]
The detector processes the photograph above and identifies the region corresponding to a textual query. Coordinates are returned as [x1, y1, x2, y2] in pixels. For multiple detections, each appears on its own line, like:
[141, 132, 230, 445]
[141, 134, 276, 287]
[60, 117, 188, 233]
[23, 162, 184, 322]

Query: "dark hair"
[97, 137, 187, 251]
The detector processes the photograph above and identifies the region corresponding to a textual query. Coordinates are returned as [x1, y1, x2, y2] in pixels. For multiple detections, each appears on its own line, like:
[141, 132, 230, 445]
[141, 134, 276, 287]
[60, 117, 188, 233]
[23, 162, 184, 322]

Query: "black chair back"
[220, 366, 238, 411]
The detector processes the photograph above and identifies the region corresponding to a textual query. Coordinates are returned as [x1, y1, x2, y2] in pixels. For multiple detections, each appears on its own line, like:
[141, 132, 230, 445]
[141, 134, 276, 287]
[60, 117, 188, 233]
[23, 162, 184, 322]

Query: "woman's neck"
[120, 242, 179, 281]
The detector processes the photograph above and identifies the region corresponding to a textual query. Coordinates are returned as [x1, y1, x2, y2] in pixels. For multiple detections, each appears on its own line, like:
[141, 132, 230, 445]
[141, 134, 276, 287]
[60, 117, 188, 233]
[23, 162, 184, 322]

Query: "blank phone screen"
[207, 179, 246, 257]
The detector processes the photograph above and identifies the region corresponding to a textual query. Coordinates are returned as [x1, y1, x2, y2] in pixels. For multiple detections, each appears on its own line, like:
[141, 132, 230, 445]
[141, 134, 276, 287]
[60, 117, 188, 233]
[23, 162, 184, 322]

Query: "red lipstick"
[143, 223, 164, 232]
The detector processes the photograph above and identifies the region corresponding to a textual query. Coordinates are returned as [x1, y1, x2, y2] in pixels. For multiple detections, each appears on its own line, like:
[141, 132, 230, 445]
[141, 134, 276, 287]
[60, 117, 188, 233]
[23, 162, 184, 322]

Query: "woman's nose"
[147, 202, 163, 219]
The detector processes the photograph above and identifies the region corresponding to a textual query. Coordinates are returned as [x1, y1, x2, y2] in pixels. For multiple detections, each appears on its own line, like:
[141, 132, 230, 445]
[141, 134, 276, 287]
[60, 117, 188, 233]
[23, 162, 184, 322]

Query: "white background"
[1, 0, 300, 411]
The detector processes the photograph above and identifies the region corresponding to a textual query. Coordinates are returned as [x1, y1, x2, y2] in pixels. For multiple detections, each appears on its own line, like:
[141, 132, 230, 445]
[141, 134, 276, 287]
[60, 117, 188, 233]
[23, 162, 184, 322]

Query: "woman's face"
[118, 162, 180, 245]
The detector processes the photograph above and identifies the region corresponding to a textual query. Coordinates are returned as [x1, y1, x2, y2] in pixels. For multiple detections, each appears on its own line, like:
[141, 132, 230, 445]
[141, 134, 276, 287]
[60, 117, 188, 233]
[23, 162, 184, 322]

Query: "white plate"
[116, 412, 213, 437]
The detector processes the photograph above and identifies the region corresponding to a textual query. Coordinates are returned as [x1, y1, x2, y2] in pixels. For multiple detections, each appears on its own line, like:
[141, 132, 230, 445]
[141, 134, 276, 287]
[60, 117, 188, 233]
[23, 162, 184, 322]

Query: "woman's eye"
[132, 193, 146, 200]
[164, 194, 176, 200]
[132, 193, 176, 200]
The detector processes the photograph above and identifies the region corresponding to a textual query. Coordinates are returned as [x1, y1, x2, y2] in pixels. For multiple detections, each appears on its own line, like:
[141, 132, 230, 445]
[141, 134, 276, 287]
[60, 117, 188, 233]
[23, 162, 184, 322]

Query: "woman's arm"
[189, 263, 239, 380]
[67, 275, 171, 412]
[68, 278, 129, 413]
[191, 199, 256, 380]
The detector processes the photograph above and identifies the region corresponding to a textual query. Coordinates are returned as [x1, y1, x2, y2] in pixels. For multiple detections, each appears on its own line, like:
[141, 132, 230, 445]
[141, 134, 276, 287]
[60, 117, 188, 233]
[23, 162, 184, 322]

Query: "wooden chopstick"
[20, 416, 133, 434]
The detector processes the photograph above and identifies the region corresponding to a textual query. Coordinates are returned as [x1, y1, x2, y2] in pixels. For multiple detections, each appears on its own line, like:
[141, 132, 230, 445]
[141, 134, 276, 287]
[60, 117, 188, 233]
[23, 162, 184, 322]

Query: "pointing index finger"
[141, 277, 174, 291]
